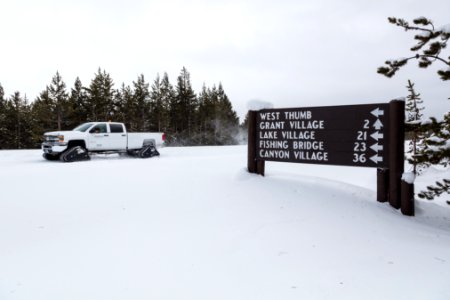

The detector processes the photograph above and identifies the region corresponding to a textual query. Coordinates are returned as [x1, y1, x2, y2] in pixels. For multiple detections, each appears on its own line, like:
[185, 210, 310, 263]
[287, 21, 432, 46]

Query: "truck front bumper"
[42, 142, 68, 154]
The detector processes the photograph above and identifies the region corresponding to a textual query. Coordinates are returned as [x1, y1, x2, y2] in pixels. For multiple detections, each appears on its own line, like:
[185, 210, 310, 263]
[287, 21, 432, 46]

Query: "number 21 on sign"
[357, 131, 367, 140]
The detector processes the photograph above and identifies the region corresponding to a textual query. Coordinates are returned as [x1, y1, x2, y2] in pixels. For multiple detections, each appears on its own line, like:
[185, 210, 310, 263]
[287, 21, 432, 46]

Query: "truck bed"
[127, 132, 165, 150]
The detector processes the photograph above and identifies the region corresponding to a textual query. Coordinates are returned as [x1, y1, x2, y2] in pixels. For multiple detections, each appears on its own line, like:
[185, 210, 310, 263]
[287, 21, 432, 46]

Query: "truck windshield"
[73, 123, 94, 132]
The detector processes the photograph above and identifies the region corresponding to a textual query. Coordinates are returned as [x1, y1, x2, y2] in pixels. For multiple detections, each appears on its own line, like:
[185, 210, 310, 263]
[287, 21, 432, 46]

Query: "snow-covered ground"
[0, 146, 449, 300]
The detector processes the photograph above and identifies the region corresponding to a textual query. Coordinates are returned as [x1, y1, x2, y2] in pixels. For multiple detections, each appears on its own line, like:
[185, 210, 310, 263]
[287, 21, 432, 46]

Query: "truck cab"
[76, 122, 128, 151]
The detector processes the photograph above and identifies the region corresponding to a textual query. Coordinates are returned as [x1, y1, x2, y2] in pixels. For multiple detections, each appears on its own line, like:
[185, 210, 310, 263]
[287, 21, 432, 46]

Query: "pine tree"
[405, 80, 426, 174]
[112, 85, 124, 124]
[172, 67, 198, 145]
[19, 95, 34, 148]
[216, 83, 239, 145]
[6, 92, 33, 149]
[114, 83, 134, 130]
[149, 73, 172, 133]
[418, 114, 450, 205]
[196, 83, 240, 145]
[208, 85, 220, 144]
[378, 16, 450, 202]
[197, 84, 214, 144]
[85, 68, 115, 121]
[417, 113, 450, 167]
[48, 71, 69, 130]
[67, 77, 89, 127]
[132, 74, 151, 131]
[160, 73, 175, 133]
[237, 112, 250, 145]
[241, 112, 249, 129]
[31, 89, 56, 144]
[0, 84, 6, 148]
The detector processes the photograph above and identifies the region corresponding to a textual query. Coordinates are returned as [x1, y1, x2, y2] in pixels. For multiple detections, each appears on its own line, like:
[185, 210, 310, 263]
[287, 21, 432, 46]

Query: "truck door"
[105, 123, 127, 150]
[88, 123, 109, 151]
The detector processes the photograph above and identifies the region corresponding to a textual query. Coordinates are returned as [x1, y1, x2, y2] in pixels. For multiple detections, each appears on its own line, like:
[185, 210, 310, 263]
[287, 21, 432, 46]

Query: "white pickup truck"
[42, 122, 165, 162]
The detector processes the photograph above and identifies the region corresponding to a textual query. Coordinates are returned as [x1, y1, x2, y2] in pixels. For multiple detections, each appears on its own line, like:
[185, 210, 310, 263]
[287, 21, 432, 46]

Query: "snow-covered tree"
[405, 80, 426, 174]
[378, 16, 449, 202]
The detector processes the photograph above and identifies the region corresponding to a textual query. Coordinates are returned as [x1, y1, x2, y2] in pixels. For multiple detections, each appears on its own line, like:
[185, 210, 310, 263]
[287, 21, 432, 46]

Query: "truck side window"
[90, 124, 107, 134]
[110, 124, 124, 133]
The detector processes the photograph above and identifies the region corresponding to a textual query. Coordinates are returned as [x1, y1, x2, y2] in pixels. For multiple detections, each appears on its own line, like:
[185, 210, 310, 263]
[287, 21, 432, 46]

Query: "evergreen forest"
[0, 67, 244, 149]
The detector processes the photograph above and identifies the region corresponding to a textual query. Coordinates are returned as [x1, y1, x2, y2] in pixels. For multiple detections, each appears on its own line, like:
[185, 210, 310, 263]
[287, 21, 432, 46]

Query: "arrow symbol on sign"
[371, 108, 384, 118]
[370, 143, 383, 152]
[373, 119, 383, 130]
[371, 131, 384, 141]
[370, 155, 383, 164]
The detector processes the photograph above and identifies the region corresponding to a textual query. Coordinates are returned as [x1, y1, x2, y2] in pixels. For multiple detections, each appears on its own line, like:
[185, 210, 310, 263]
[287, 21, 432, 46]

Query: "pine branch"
[378, 54, 450, 78]
[418, 178, 450, 201]
[379, 17, 450, 80]
[388, 17, 435, 36]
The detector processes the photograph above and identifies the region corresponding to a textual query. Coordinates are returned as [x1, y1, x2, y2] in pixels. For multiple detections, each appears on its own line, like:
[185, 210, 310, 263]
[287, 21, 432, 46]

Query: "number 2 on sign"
[357, 131, 367, 140]
[363, 119, 370, 129]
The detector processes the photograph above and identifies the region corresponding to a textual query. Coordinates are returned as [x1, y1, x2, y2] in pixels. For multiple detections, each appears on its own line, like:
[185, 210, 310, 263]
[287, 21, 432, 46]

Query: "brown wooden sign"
[247, 100, 412, 216]
[255, 103, 390, 168]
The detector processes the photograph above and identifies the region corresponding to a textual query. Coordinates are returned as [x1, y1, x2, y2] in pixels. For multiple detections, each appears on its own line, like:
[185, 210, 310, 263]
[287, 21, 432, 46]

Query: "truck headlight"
[58, 135, 64, 143]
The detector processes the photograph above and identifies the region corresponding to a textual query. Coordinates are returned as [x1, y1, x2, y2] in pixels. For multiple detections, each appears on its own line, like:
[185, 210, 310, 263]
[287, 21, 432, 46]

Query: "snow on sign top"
[255, 103, 391, 168]
[247, 100, 274, 111]
[402, 172, 416, 184]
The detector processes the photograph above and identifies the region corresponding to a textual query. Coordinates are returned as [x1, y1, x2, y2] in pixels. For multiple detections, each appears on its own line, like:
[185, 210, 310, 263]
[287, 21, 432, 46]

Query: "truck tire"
[60, 146, 90, 162]
[43, 153, 60, 161]
[138, 145, 159, 158]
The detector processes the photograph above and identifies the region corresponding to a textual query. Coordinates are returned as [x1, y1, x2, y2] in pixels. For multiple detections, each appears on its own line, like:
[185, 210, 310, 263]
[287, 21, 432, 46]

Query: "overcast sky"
[1, 0, 449, 120]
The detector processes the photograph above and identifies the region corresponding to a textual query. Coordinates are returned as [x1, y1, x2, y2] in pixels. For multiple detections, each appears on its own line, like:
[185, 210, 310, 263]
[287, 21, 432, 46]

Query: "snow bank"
[0, 147, 449, 300]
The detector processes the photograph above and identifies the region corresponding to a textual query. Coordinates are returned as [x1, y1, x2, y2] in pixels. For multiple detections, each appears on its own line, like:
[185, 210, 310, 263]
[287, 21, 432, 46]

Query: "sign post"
[247, 110, 265, 176]
[247, 110, 257, 174]
[388, 100, 405, 209]
[248, 100, 410, 215]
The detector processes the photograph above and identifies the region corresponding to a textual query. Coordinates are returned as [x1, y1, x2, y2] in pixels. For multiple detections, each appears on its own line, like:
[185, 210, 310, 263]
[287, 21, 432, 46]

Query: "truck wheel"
[60, 146, 90, 162]
[126, 149, 138, 157]
[43, 153, 60, 161]
[138, 145, 160, 158]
